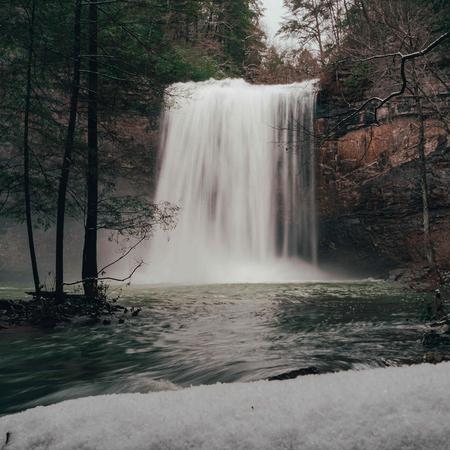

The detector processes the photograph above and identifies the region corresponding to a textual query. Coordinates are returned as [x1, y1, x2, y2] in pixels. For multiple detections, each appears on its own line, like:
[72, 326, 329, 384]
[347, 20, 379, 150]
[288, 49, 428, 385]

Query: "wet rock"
[422, 330, 443, 346]
[131, 308, 141, 317]
[317, 120, 450, 281]
[430, 313, 450, 332]
[268, 367, 320, 381]
[388, 269, 405, 282]
[423, 351, 444, 364]
[435, 323, 449, 334]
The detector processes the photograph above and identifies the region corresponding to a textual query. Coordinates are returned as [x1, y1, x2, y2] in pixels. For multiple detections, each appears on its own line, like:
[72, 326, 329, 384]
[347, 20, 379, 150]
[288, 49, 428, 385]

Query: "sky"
[261, 0, 290, 45]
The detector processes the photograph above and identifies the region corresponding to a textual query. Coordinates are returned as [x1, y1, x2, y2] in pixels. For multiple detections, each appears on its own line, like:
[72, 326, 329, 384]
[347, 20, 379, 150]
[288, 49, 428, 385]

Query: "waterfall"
[144, 79, 321, 284]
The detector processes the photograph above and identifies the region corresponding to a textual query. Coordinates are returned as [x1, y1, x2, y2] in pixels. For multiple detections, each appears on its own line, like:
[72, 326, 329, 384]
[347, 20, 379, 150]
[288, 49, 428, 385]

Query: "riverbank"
[0, 295, 131, 329]
[1, 362, 449, 450]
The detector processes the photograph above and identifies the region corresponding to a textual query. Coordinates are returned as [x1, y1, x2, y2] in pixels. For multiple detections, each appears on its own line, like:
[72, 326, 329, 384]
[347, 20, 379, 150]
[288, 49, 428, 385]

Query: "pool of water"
[0, 282, 432, 415]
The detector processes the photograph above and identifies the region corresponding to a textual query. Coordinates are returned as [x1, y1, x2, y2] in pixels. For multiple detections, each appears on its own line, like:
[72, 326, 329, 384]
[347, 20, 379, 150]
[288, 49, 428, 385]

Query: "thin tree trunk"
[328, 2, 340, 52]
[410, 58, 436, 274]
[83, 0, 99, 298]
[415, 93, 435, 270]
[312, 6, 325, 66]
[23, 0, 40, 295]
[55, 0, 82, 300]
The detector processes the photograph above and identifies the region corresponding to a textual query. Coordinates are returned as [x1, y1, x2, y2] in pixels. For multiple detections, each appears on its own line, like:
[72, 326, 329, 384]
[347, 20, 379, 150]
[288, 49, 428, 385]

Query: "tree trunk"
[312, 7, 325, 66]
[409, 56, 436, 276]
[23, 0, 40, 295]
[415, 93, 436, 271]
[55, 0, 82, 300]
[82, 0, 99, 298]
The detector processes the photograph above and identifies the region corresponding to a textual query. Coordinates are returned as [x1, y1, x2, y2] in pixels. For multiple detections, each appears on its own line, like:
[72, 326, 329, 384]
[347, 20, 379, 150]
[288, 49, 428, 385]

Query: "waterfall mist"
[143, 79, 323, 284]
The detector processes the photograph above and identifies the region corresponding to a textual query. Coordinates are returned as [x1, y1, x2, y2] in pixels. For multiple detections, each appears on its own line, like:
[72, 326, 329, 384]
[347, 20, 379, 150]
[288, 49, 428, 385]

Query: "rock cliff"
[316, 95, 450, 282]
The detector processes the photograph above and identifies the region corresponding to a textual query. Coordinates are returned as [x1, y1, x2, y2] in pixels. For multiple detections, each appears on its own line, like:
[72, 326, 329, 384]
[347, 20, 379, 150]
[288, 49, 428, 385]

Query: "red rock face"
[316, 115, 450, 281]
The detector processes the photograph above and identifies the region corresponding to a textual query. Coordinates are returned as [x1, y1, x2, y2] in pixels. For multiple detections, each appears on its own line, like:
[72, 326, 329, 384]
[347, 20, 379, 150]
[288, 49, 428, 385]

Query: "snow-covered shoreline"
[1, 362, 450, 449]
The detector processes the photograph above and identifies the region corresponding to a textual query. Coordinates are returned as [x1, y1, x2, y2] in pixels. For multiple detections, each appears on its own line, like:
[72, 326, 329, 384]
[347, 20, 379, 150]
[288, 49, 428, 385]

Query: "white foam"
[143, 79, 322, 284]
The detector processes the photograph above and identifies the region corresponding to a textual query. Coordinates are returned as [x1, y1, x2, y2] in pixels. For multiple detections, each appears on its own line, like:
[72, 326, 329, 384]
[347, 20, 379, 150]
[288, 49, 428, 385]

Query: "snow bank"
[1, 363, 450, 450]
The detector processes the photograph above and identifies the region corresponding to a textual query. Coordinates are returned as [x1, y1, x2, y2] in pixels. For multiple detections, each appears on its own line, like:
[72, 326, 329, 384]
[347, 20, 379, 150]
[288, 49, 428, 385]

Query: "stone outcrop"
[316, 98, 450, 281]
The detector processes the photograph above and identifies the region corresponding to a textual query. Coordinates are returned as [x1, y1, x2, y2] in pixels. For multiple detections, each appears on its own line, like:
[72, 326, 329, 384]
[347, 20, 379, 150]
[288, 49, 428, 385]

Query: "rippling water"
[0, 282, 430, 415]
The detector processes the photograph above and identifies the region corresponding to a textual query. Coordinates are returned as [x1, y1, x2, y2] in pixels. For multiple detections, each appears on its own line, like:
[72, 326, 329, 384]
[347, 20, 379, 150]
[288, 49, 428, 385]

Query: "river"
[0, 281, 431, 416]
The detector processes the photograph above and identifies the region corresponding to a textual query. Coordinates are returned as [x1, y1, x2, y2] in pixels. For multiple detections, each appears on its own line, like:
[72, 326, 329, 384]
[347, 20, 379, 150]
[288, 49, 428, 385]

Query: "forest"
[0, 1, 449, 449]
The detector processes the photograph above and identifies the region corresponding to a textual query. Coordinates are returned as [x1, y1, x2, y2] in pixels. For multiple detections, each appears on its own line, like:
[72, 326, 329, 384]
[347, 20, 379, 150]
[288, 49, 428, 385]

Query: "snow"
[1, 363, 450, 450]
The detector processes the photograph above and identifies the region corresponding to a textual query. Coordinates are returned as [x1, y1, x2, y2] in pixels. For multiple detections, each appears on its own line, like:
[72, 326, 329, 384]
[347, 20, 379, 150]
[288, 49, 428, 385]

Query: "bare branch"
[334, 31, 449, 130]
[98, 235, 146, 273]
[63, 260, 143, 286]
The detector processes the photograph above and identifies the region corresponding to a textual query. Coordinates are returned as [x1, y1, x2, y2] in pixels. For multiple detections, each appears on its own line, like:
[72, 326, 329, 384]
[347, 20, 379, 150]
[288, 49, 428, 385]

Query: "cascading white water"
[144, 78, 322, 284]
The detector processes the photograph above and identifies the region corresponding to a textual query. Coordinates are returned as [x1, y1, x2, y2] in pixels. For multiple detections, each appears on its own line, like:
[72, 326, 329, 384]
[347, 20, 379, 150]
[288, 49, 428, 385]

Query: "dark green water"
[0, 282, 431, 416]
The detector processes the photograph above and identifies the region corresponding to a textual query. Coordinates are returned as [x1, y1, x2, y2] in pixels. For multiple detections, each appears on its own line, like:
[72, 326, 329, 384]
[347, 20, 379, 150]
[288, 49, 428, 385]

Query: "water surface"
[0, 282, 431, 415]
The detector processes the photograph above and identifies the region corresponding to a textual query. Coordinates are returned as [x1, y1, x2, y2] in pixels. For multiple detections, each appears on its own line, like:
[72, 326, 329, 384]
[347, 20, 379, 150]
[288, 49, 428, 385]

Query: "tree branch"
[335, 31, 449, 129]
[63, 260, 143, 286]
[98, 235, 146, 274]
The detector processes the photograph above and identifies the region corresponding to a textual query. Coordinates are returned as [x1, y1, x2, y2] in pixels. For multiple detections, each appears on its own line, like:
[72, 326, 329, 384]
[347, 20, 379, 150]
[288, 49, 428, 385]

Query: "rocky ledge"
[316, 102, 450, 282]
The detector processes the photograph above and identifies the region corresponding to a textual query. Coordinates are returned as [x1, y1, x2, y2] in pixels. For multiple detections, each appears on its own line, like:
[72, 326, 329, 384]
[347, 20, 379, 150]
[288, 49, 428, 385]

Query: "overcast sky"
[261, 0, 289, 40]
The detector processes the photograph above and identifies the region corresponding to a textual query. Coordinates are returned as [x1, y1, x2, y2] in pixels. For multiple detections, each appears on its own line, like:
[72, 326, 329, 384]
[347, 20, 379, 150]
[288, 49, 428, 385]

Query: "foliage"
[341, 61, 371, 100]
[0, 0, 265, 223]
[253, 46, 320, 84]
[155, 45, 225, 82]
[281, 0, 348, 66]
[281, 0, 449, 100]
[0, 0, 267, 289]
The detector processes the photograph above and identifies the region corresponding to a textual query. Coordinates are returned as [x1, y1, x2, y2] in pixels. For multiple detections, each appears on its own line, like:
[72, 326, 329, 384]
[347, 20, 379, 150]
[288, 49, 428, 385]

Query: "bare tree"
[334, 31, 449, 127]
[55, 0, 82, 300]
[326, 0, 449, 283]
[82, 0, 99, 298]
[281, 0, 329, 65]
[23, 0, 40, 295]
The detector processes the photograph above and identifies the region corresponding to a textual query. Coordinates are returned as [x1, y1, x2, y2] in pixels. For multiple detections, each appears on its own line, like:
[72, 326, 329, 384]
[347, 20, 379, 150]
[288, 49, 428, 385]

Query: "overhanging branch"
[335, 31, 449, 129]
